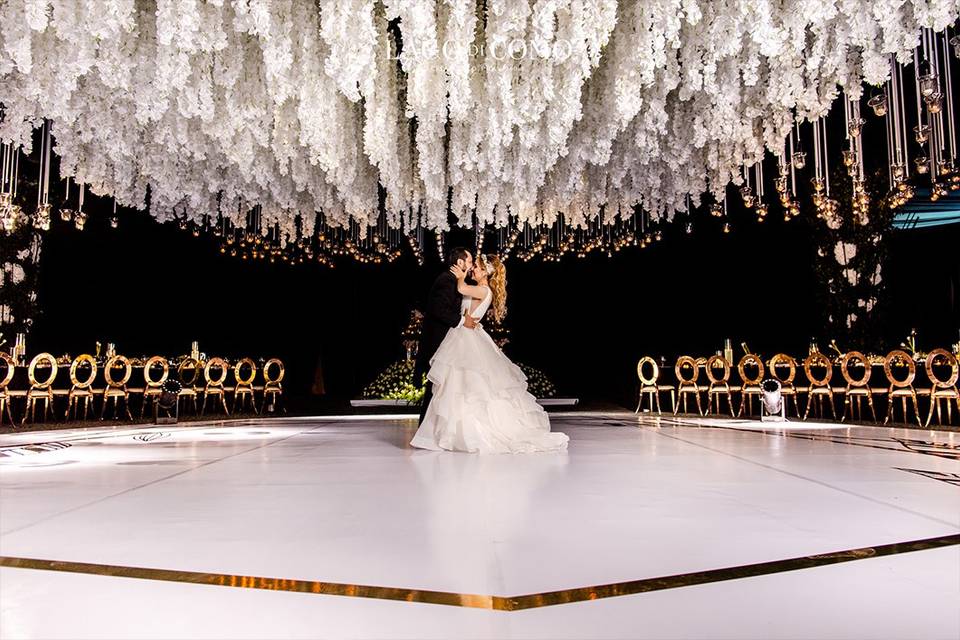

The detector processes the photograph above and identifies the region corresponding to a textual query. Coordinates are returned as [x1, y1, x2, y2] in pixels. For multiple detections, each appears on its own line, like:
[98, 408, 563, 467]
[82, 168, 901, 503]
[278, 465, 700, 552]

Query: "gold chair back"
[673, 356, 703, 416]
[883, 350, 916, 388]
[803, 352, 833, 388]
[204, 358, 229, 387]
[768, 353, 797, 385]
[65, 354, 97, 420]
[234, 358, 258, 387]
[637, 357, 659, 387]
[839, 351, 877, 422]
[926, 349, 959, 389]
[738, 355, 764, 386]
[141, 356, 170, 418]
[924, 349, 959, 427]
[674, 356, 699, 385]
[705, 355, 731, 384]
[737, 354, 765, 417]
[0, 352, 14, 425]
[28, 353, 58, 388]
[101, 355, 133, 420]
[23, 353, 58, 424]
[264, 358, 285, 388]
[0, 351, 14, 390]
[179, 358, 201, 387]
[882, 350, 921, 426]
[69, 354, 97, 388]
[144, 356, 169, 388]
[232, 358, 259, 414]
[802, 352, 835, 420]
[201, 357, 230, 415]
[840, 351, 871, 387]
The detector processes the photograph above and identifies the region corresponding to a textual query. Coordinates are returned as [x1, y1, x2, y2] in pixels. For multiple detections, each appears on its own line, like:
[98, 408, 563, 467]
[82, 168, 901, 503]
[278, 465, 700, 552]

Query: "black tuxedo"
[416, 270, 462, 424]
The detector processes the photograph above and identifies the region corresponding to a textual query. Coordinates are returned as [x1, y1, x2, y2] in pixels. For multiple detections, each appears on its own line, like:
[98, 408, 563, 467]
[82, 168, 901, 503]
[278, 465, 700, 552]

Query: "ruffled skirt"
[410, 326, 569, 454]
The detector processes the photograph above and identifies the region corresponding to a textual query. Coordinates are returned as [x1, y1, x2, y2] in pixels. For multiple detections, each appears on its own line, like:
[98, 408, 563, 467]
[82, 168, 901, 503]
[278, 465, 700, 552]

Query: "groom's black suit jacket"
[414, 270, 462, 384]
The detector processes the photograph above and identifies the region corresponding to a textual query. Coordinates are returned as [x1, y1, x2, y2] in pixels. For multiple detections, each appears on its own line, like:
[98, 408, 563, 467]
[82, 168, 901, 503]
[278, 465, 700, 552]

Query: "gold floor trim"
[1, 534, 957, 611]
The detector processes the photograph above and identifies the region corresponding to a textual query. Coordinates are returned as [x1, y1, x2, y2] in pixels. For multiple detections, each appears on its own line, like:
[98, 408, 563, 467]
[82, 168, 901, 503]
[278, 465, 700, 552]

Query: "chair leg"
[220, 393, 229, 415]
[654, 390, 662, 415]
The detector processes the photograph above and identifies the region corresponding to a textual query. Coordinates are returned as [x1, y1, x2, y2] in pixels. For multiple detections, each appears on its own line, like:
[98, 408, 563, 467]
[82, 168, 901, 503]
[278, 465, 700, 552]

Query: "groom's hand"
[463, 314, 478, 329]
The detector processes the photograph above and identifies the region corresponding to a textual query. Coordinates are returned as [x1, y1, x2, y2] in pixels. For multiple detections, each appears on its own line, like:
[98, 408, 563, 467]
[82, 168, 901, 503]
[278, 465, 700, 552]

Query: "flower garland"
[1, 1, 956, 234]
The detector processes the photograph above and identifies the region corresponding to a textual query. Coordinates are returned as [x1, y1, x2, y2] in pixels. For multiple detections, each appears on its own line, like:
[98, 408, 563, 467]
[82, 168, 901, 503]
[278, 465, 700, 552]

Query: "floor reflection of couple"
[407, 445, 569, 596]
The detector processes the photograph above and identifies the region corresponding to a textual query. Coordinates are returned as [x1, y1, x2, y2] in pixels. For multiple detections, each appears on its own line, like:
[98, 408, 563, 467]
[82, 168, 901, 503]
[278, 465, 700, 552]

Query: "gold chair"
[232, 358, 259, 414]
[101, 355, 133, 420]
[65, 354, 97, 420]
[201, 357, 230, 416]
[177, 358, 200, 414]
[705, 355, 735, 416]
[883, 350, 922, 426]
[141, 356, 169, 418]
[635, 357, 674, 415]
[924, 349, 959, 427]
[673, 356, 703, 416]
[768, 353, 800, 416]
[22, 353, 58, 424]
[803, 352, 836, 420]
[737, 354, 765, 417]
[262, 358, 285, 413]
[0, 352, 14, 425]
[840, 351, 879, 422]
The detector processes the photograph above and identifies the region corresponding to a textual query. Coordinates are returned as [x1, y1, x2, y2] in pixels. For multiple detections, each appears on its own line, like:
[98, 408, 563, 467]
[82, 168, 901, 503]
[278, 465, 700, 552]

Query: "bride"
[410, 254, 569, 454]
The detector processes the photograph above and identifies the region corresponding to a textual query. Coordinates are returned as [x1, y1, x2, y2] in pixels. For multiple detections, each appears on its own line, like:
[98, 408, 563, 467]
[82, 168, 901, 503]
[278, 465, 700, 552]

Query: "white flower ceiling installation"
[1, 0, 958, 238]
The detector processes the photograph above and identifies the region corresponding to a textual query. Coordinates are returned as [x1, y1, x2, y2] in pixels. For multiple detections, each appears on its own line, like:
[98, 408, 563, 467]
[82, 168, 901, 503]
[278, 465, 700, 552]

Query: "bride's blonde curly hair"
[480, 254, 507, 323]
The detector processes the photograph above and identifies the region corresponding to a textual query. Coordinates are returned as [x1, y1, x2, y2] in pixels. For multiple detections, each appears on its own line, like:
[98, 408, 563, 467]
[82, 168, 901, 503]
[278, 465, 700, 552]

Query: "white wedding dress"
[410, 287, 569, 454]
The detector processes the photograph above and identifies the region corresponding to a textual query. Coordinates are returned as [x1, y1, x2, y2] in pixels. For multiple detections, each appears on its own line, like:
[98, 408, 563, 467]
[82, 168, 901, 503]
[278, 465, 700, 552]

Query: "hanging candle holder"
[842, 149, 857, 167]
[914, 156, 930, 174]
[34, 203, 52, 231]
[891, 163, 906, 181]
[924, 92, 943, 114]
[791, 151, 807, 170]
[755, 203, 768, 222]
[867, 93, 888, 116]
[847, 117, 865, 138]
[914, 124, 931, 144]
[740, 185, 755, 208]
[919, 72, 939, 97]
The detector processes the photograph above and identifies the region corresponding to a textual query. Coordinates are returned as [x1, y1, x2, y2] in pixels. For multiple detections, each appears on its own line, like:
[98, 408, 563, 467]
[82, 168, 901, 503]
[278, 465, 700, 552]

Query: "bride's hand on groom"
[449, 265, 467, 280]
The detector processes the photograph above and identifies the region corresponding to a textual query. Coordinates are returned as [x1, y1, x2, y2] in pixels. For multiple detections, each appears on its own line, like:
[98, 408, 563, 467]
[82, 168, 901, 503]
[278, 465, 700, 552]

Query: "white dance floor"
[1, 414, 958, 639]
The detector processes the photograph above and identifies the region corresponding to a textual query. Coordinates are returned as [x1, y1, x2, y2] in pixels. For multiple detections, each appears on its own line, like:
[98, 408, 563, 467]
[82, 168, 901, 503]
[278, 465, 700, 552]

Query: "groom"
[416, 247, 478, 425]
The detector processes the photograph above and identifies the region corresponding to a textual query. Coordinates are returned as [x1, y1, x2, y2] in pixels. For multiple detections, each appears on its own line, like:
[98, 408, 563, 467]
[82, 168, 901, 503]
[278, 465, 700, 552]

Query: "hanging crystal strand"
[943, 30, 958, 190]
[886, 75, 896, 189]
[823, 115, 830, 199]
[932, 29, 945, 181]
[34, 121, 52, 231]
[897, 62, 910, 177]
[36, 123, 45, 212]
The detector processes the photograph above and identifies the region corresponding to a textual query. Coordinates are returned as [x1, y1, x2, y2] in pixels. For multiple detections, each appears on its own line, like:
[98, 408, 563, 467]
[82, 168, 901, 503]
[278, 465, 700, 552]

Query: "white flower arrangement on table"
[0, 0, 956, 235]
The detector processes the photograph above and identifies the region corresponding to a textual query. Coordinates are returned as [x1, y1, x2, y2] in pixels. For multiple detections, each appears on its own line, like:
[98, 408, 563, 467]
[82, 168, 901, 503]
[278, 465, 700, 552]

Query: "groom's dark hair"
[446, 247, 471, 267]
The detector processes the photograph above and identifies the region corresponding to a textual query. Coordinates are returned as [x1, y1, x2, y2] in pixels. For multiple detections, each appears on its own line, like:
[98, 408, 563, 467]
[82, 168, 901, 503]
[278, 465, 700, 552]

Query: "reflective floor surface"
[1, 413, 958, 639]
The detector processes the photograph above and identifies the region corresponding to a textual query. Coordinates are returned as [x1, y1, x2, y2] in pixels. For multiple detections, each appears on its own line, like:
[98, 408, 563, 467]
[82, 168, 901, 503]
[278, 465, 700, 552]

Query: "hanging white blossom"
[0, 0, 956, 232]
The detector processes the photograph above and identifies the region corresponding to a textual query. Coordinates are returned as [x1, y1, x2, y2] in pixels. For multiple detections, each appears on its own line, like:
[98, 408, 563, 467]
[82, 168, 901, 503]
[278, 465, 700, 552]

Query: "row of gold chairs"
[635, 349, 959, 428]
[0, 353, 285, 425]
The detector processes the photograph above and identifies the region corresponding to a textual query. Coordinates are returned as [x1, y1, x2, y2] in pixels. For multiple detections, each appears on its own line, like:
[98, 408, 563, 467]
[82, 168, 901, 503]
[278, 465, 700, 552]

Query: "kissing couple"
[410, 248, 569, 454]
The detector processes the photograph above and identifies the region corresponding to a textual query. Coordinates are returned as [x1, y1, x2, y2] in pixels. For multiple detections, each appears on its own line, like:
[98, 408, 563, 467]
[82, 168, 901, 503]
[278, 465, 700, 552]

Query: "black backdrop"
[28, 201, 959, 409]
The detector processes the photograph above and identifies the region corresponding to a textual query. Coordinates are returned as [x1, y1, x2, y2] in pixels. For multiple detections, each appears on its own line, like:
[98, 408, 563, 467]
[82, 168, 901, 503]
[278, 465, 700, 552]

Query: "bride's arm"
[456, 280, 488, 300]
[450, 267, 488, 299]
